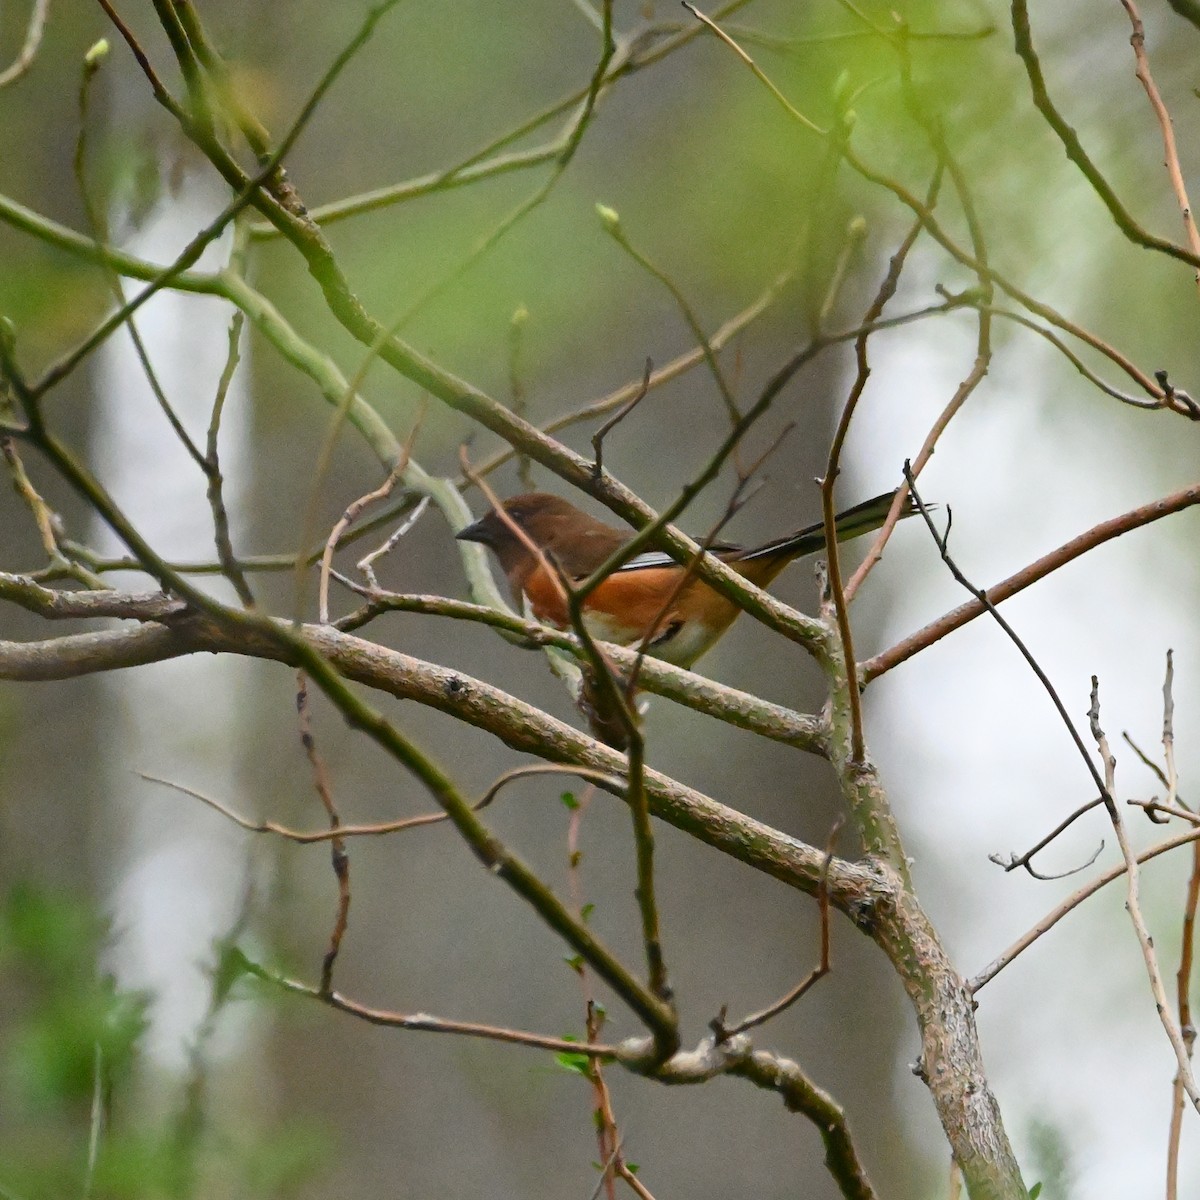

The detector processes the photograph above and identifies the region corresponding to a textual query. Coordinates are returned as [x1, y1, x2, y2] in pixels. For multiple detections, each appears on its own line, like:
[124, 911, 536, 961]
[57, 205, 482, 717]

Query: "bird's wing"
[614, 542, 743, 573]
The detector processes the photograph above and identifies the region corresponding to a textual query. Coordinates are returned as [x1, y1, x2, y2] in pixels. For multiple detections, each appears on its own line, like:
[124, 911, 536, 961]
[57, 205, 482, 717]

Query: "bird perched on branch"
[457, 489, 914, 670]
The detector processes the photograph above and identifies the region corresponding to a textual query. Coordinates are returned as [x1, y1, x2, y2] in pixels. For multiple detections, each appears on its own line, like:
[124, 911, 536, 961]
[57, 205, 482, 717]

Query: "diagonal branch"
[863, 480, 1200, 681]
[1119, 0, 1200, 285]
[1011, 0, 1200, 270]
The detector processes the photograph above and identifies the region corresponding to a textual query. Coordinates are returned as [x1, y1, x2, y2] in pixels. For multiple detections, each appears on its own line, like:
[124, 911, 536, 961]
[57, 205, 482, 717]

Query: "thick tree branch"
[0, 611, 864, 904]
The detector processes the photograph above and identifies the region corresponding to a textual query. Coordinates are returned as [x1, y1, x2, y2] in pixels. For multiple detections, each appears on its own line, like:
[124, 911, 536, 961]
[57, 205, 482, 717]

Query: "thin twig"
[987, 796, 1105, 880]
[252, 961, 621, 1057]
[319, 458, 410, 624]
[1122, 731, 1179, 821]
[356, 495, 430, 590]
[0, 0, 50, 88]
[599, 208, 741, 426]
[821, 175, 936, 756]
[93, 0, 185, 117]
[971, 824, 1200, 992]
[1010, 0, 1200, 270]
[1168, 823, 1200, 1198]
[142, 764, 627, 845]
[838, 147, 1195, 415]
[716, 818, 842, 1038]
[1120, 0, 1200, 284]
[843, 118, 983, 603]
[566, 789, 625, 1200]
[903, 467, 1108, 800]
[683, 3, 825, 135]
[74, 46, 208, 473]
[296, 672, 350, 995]
[1163, 649, 1179, 809]
[1160, 649, 1195, 1196]
[979, 302, 1173, 411]
[204, 302, 255, 607]
[1088, 677, 1200, 1113]
[726, 19, 995, 49]
[472, 261, 800, 483]
[385, 2, 618, 336]
[815, 216, 868, 335]
[508, 305, 535, 491]
[246, 0, 756, 237]
[39, 0, 400, 400]
[1, 438, 105, 587]
[592, 359, 652, 480]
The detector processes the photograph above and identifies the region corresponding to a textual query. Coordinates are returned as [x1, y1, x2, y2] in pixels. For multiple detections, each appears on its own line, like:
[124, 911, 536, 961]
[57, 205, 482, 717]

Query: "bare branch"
[592, 359, 653, 480]
[1011, 0, 1200, 270]
[716, 819, 841, 1039]
[143, 764, 627, 845]
[255, 963, 622, 1058]
[1088, 677, 1200, 1113]
[0, 0, 50, 89]
[902, 467, 1108, 800]
[987, 796, 1106, 881]
[971, 825, 1200, 992]
[296, 672, 350, 994]
[863, 482, 1200, 681]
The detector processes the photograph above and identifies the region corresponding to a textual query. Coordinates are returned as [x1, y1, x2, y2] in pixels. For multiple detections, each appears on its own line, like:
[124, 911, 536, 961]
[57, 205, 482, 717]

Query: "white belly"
[581, 610, 720, 669]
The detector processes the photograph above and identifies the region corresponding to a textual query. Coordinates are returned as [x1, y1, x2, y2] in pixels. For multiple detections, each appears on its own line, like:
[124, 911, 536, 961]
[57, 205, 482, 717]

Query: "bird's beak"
[455, 518, 490, 545]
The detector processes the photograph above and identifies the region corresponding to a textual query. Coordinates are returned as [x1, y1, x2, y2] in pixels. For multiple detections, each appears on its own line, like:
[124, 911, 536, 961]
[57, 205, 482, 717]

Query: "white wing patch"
[616, 551, 676, 572]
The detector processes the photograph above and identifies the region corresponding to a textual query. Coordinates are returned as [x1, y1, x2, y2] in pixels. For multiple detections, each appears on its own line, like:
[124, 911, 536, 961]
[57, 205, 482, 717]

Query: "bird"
[456, 488, 914, 670]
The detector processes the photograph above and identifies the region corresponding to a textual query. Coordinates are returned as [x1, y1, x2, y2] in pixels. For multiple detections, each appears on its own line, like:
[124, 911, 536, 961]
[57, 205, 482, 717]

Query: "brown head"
[456, 492, 625, 591]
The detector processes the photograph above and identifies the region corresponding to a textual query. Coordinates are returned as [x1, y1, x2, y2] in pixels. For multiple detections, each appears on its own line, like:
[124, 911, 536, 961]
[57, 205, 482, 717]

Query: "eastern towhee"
[457, 489, 912, 670]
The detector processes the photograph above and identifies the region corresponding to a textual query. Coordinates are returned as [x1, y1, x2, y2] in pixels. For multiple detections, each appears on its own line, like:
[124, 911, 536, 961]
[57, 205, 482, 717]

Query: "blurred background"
[1, 0, 1199, 1196]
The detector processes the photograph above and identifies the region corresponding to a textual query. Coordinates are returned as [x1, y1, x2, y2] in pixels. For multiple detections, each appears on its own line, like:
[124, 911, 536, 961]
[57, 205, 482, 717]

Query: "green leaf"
[560, 791, 580, 811]
[1028, 1185, 1042, 1199]
[211, 942, 254, 1005]
[580, 903, 595, 923]
[554, 1050, 591, 1076]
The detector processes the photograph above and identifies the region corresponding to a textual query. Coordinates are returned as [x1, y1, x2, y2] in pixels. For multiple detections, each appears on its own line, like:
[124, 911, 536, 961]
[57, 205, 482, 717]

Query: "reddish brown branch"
[1119, 0, 1200, 283]
[863, 482, 1200, 681]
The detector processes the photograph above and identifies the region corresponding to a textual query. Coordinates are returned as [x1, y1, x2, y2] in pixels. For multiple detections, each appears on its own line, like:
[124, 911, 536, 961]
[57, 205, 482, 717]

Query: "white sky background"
[848, 245, 1199, 1195]
[90, 181, 261, 1074]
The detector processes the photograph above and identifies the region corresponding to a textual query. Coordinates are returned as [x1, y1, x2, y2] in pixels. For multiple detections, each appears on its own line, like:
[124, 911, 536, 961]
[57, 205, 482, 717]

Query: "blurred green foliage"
[0, 886, 329, 1200]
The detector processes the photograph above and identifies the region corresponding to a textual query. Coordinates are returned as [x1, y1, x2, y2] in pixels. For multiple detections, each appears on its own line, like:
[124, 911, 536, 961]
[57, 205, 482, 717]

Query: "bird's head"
[456, 493, 583, 574]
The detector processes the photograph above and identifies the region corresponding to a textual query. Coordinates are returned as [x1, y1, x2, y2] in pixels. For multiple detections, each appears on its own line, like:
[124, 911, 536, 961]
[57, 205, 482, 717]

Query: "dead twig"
[971, 824, 1200, 992]
[592, 358, 652, 480]
[296, 672, 349, 995]
[1119, 0, 1200, 287]
[0, 0, 51, 89]
[714, 818, 842, 1039]
[987, 796, 1105, 881]
[141, 764, 627, 846]
[903, 466, 1109, 801]
[1088, 676, 1200, 1114]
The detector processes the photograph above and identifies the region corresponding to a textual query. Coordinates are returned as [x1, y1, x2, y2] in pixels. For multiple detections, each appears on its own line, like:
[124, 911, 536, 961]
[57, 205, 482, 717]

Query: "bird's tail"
[739, 488, 919, 564]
